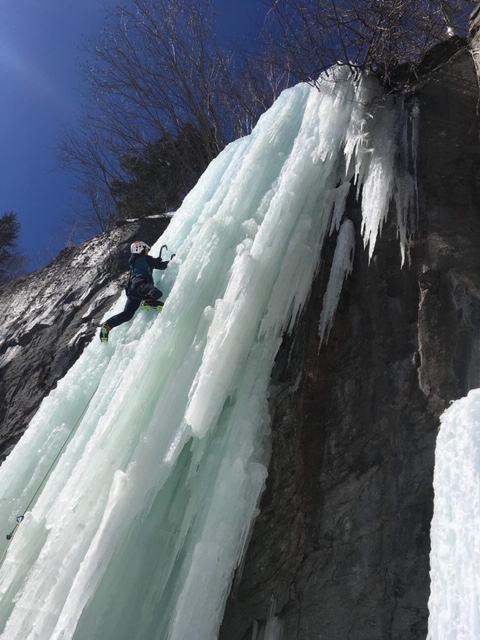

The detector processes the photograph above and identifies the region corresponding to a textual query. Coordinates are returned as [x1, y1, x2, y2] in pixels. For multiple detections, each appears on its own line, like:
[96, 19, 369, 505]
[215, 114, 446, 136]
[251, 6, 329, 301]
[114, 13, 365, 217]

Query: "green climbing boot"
[100, 324, 111, 342]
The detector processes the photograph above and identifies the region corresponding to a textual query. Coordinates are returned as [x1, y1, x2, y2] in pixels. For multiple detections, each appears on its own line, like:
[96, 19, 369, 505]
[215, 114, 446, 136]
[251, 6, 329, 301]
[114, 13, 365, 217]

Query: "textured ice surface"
[428, 390, 480, 640]
[0, 68, 415, 640]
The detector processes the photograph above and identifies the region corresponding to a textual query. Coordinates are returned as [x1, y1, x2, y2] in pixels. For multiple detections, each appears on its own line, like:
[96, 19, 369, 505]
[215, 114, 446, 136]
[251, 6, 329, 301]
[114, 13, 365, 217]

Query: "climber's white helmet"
[130, 240, 150, 254]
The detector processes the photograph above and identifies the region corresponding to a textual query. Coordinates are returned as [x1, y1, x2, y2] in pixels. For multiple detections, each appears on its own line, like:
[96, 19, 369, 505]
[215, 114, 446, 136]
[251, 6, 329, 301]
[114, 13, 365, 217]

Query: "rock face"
[0, 217, 169, 460]
[220, 31, 480, 640]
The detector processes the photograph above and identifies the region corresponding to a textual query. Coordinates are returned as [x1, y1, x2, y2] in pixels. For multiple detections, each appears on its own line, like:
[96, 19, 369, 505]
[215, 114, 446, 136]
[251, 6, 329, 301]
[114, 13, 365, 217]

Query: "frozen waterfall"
[0, 67, 415, 640]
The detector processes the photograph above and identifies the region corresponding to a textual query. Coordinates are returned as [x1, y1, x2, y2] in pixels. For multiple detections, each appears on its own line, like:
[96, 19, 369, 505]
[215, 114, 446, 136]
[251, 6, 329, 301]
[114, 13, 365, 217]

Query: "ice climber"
[99, 240, 169, 342]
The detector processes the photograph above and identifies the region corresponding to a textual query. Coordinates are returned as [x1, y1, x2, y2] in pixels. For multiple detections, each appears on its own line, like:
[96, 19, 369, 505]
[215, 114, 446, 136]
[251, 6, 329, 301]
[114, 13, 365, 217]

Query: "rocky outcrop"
[0, 216, 169, 460]
[220, 31, 480, 640]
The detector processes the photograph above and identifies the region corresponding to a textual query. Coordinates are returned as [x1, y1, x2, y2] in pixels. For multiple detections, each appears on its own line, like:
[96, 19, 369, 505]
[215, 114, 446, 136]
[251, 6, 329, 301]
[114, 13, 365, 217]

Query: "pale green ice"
[0, 68, 414, 640]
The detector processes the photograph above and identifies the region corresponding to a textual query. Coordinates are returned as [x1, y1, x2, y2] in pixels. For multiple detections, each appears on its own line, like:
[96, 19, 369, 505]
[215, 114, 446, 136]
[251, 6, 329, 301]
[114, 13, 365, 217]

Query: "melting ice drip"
[0, 67, 417, 640]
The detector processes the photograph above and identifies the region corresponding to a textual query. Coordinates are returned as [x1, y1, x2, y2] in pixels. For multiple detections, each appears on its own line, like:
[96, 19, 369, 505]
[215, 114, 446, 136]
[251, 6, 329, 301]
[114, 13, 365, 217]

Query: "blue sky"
[0, 0, 263, 270]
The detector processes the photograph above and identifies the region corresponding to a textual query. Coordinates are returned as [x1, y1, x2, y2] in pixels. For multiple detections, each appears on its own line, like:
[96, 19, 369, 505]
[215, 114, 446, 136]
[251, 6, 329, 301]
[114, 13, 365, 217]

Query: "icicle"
[318, 219, 355, 345]
[394, 97, 420, 266]
[329, 182, 352, 235]
[263, 616, 283, 640]
[342, 76, 418, 265]
[254, 597, 283, 640]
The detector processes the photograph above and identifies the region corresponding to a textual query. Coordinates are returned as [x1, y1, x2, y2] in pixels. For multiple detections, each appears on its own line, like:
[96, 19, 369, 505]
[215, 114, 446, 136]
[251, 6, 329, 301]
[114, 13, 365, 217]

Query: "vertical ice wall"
[0, 68, 416, 640]
[428, 390, 480, 640]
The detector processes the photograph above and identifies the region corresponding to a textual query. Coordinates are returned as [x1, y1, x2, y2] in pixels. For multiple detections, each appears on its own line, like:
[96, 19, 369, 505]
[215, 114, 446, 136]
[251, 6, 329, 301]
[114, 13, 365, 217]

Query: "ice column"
[428, 389, 480, 640]
[318, 219, 355, 344]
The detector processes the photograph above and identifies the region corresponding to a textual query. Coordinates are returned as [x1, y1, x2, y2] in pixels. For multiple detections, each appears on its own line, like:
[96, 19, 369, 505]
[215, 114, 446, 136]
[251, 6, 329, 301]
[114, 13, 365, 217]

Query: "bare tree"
[59, 117, 122, 230]
[219, 48, 293, 137]
[263, 0, 475, 86]
[61, 0, 471, 233]
[0, 212, 28, 284]
[59, 0, 284, 231]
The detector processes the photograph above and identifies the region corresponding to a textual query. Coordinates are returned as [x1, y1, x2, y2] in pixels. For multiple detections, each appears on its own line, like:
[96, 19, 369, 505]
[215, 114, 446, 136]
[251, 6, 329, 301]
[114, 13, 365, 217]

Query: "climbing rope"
[0, 381, 100, 568]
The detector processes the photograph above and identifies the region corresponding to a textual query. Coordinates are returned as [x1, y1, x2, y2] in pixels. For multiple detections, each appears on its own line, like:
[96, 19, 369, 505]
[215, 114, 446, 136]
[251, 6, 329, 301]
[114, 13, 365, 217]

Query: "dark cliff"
[220, 22, 480, 640]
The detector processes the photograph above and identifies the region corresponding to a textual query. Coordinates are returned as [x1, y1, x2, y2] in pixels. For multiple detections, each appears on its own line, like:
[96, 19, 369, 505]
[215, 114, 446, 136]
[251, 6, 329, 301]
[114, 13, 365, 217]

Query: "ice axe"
[159, 244, 176, 261]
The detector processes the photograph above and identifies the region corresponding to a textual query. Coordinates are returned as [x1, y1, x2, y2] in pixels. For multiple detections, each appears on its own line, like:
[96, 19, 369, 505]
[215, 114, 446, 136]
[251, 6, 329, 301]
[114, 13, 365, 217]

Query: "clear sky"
[0, 0, 264, 270]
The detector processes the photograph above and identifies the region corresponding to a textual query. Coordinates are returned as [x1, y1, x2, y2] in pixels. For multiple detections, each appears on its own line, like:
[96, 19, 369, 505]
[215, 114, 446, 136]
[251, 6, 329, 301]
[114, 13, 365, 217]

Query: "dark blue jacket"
[129, 254, 168, 284]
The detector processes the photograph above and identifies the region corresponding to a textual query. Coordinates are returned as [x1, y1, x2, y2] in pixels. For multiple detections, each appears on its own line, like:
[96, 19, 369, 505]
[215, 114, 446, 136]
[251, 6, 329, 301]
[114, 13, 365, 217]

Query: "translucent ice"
[318, 218, 355, 345]
[428, 390, 480, 640]
[0, 67, 415, 640]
